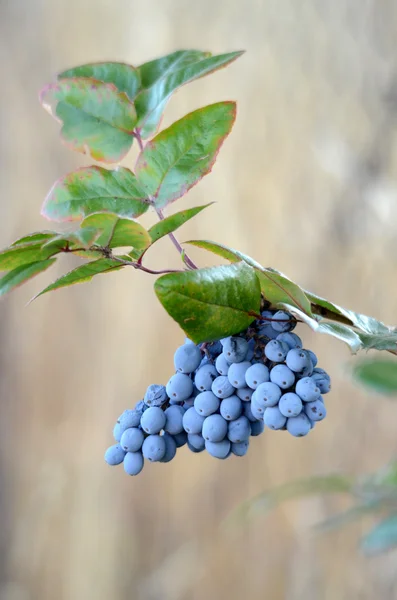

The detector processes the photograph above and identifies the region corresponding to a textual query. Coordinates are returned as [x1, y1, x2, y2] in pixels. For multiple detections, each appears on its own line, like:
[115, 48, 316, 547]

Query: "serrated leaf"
[81, 213, 150, 249]
[136, 49, 243, 138]
[361, 515, 397, 555]
[186, 240, 313, 315]
[40, 78, 137, 163]
[42, 166, 150, 222]
[0, 241, 64, 271]
[59, 62, 140, 101]
[148, 203, 213, 243]
[136, 103, 236, 208]
[0, 260, 56, 296]
[32, 258, 124, 299]
[154, 262, 260, 343]
[352, 358, 397, 395]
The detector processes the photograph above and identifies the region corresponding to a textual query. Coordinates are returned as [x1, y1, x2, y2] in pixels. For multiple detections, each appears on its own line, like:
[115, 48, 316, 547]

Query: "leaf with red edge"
[42, 166, 150, 222]
[40, 78, 137, 163]
[135, 102, 236, 209]
[0, 260, 56, 297]
[59, 62, 140, 101]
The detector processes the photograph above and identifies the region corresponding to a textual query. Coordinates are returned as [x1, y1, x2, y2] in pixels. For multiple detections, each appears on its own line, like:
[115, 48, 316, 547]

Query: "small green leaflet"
[40, 78, 137, 163]
[59, 62, 141, 101]
[43, 228, 102, 251]
[155, 262, 260, 343]
[11, 232, 56, 246]
[32, 258, 124, 300]
[0, 241, 64, 271]
[0, 260, 56, 297]
[148, 204, 213, 243]
[42, 166, 150, 222]
[135, 103, 236, 209]
[81, 213, 151, 249]
[352, 358, 397, 395]
[135, 49, 244, 138]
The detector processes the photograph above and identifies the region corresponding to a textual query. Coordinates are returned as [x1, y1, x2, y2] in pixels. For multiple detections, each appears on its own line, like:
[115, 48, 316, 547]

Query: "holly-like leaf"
[186, 240, 313, 315]
[32, 258, 124, 299]
[0, 241, 64, 271]
[59, 62, 140, 101]
[135, 49, 243, 138]
[42, 166, 150, 222]
[361, 515, 397, 555]
[352, 358, 397, 395]
[154, 262, 260, 343]
[148, 203, 213, 243]
[135, 103, 236, 208]
[0, 259, 56, 296]
[40, 78, 137, 163]
[81, 213, 151, 249]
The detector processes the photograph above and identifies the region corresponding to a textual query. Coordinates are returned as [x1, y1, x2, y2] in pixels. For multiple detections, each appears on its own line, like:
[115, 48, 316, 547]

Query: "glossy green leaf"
[136, 49, 243, 138]
[32, 258, 124, 299]
[42, 166, 150, 222]
[361, 515, 397, 555]
[136, 103, 236, 208]
[148, 203, 213, 243]
[81, 213, 150, 249]
[40, 78, 137, 162]
[186, 240, 313, 315]
[352, 358, 397, 395]
[59, 62, 140, 101]
[43, 227, 102, 251]
[0, 241, 64, 271]
[0, 260, 56, 296]
[154, 262, 260, 343]
[11, 232, 56, 246]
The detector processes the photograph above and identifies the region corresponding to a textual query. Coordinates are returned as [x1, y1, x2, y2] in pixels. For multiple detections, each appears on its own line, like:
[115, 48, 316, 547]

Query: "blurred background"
[1, 0, 397, 598]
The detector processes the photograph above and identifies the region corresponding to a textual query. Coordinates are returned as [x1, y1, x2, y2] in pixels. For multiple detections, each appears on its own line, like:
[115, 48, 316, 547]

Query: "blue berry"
[194, 364, 218, 391]
[312, 369, 331, 393]
[212, 375, 235, 399]
[187, 433, 205, 451]
[295, 377, 321, 402]
[222, 337, 249, 363]
[236, 387, 253, 402]
[220, 396, 243, 420]
[307, 350, 318, 367]
[105, 444, 126, 466]
[278, 393, 303, 417]
[173, 431, 188, 447]
[140, 406, 166, 434]
[250, 420, 265, 436]
[286, 349, 311, 373]
[271, 310, 295, 332]
[202, 414, 228, 442]
[286, 413, 311, 437]
[166, 373, 193, 401]
[304, 399, 327, 421]
[263, 406, 287, 430]
[118, 409, 142, 432]
[243, 402, 258, 422]
[182, 407, 205, 434]
[160, 433, 177, 462]
[232, 440, 249, 456]
[174, 344, 202, 374]
[250, 398, 265, 420]
[276, 332, 302, 349]
[245, 339, 256, 361]
[120, 427, 145, 452]
[205, 439, 231, 459]
[245, 363, 270, 389]
[194, 391, 220, 416]
[207, 341, 223, 357]
[144, 384, 167, 407]
[142, 435, 166, 462]
[182, 398, 195, 409]
[264, 339, 288, 362]
[228, 362, 251, 388]
[270, 364, 295, 389]
[123, 451, 144, 475]
[253, 381, 282, 407]
[228, 415, 251, 443]
[215, 353, 230, 375]
[113, 423, 122, 442]
[164, 405, 185, 435]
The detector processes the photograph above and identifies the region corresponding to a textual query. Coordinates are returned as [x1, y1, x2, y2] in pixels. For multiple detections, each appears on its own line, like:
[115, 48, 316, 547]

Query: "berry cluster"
[105, 310, 331, 475]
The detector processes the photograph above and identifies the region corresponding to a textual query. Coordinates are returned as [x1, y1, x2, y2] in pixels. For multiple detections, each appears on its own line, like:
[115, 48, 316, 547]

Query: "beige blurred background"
[1, 1, 397, 598]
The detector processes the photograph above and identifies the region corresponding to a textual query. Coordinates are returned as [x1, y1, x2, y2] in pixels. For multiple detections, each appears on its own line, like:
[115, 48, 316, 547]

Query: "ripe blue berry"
[286, 413, 311, 437]
[123, 451, 144, 475]
[174, 344, 202, 374]
[173, 431, 188, 447]
[295, 377, 321, 402]
[160, 433, 177, 462]
[286, 349, 311, 373]
[222, 337, 249, 363]
[245, 363, 270, 389]
[105, 444, 126, 466]
[113, 423, 122, 442]
[220, 396, 243, 420]
[140, 406, 166, 434]
[194, 364, 218, 391]
[202, 414, 228, 442]
[232, 440, 249, 456]
[276, 332, 302, 349]
[250, 398, 265, 420]
[228, 361, 251, 388]
[194, 391, 220, 416]
[182, 407, 205, 434]
[166, 373, 194, 401]
[307, 350, 318, 367]
[271, 310, 295, 332]
[304, 399, 327, 421]
[215, 354, 230, 376]
[164, 405, 185, 435]
[250, 420, 265, 436]
[270, 364, 295, 389]
[144, 384, 167, 407]
[120, 427, 145, 452]
[142, 435, 166, 462]
[228, 415, 251, 443]
[263, 406, 287, 430]
[187, 433, 205, 451]
[236, 387, 253, 402]
[264, 339, 289, 362]
[253, 381, 282, 407]
[205, 439, 231, 459]
[118, 409, 142, 432]
[212, 375, 235, 399]
[278, 393, 303, 417]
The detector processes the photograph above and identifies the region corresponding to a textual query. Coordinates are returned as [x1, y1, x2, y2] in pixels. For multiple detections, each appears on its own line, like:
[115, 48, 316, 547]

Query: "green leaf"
[11, 232, 56, 246]
[81, 213, 150, 249]
[154, 262, 260, 343]
[0, 241, 64, 271]
[32, 258, 124, 299]
[0, 259, 56, 296]
[352, 358, 397, 395]
[148, 203, 213, 243]
[361, 515, 397, 555]
[135, 103, 236, 208]
[59, 62, 140, 101]
[43, 227, 102, 251]
[40, 78, 137, 163]
[136, 49, 243, 138]
[42, 166, 150, 222]
[186, 240, 313, 315]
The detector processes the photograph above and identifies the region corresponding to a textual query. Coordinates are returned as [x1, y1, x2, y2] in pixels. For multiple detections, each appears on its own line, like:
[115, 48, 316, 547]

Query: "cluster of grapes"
[105, 309, 331, 475]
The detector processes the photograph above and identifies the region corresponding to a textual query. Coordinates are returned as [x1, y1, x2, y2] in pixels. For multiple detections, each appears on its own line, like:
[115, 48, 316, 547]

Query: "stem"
[109, 254, 181, 275]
